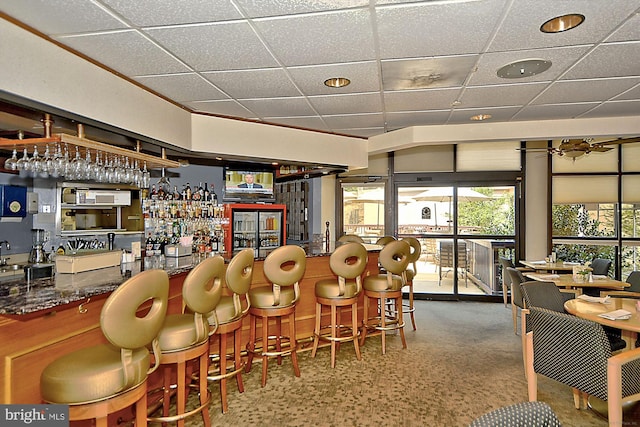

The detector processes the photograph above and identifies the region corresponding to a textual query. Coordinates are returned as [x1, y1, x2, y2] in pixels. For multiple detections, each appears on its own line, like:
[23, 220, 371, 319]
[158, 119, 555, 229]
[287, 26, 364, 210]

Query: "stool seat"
[315, 278, 359, 299]
[363, 275, 403, 292]
[41, 344, 149, 404]
[249, 286, 296, 308]
[157, 314, 210, 352]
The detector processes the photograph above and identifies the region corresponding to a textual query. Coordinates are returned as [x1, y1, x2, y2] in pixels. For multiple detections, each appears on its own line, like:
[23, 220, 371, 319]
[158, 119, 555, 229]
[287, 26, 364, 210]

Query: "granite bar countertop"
[0, 242, 379, 318]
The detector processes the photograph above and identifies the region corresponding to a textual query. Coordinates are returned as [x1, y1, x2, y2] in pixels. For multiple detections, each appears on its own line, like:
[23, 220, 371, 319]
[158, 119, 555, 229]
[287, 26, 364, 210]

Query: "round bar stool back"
[148, 256, 224, 427]
[206, 248, 254, 413]
[338, 234, 365, 243]
[402, 237, 421, 330]
[375, 235, 395, 246]
[40, 269, 169, 427]
[245, 245, 307, 387]
[360, 240, 410, 354]
[311, 242, 368, 367]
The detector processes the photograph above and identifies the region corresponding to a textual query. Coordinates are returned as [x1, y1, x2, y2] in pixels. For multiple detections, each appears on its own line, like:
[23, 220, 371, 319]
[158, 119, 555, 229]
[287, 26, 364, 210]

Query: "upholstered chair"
[207, 248, 254, 413]
[469, 401, 562, 427]
[401, 236, 421, 330]
[245, 245, 307, 387]
[506, 267, 526, 335]
[525, 307, 640, 427]
[149, 256, 224, 427]
[311, 242, 367, 367]
[360, 239, 410, 354]
[40, 269, 169, 427]
[600, 271, 640, 298]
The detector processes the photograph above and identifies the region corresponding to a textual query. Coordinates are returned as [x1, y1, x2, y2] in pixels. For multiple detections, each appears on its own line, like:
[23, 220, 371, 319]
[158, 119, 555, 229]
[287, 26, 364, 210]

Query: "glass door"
[397, 185, 517, 300]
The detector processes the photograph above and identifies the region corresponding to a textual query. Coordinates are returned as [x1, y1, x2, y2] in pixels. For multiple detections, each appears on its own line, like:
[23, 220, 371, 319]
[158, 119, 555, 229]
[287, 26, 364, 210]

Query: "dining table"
[519, 260, 580, 272]
[523, 272, 629, 294]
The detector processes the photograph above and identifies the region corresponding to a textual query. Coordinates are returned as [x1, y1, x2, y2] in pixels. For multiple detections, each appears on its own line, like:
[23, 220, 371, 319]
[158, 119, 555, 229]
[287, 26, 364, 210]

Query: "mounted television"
[223, 168, 276, 202]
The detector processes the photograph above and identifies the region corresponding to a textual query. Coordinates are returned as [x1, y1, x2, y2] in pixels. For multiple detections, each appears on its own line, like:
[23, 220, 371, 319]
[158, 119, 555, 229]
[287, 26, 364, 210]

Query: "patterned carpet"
[173, 300, 626, 427]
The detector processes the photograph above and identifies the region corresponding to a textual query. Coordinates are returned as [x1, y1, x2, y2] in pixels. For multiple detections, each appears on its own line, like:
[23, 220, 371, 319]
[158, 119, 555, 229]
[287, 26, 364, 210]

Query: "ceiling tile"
[447, 106, 521, 124]
[203, 69, 301, 98]
[458, 82, 548, 109]
[580, 100, 640, 118]
[57, 31, 190, 76]
[375, 0, 506, 59]
[531, 78, 640, 105]
[308, 93, 383, 115]
[145, 22, 279, 71]
[469, 46, 591, 86]
[186, 100, 255, 117]
[386, 110, 451, 130]
[239, 97, 317, 117]
[384, 87, 460, 112]
[253, 10, 376, 66]
[0, 0, 126, 34]
[321, 113, 385, 129]
[606, 12, 640, 42]
[562, 42, 640, 79]
[512, 102, 599, 121]
[288, 62, 380, 96]
[612, 83, 640, 101]
[100, 0, 242, 26]
[381, 56, 478, 90]
[488, 0, 639, 52]
[134, 74, 227, 102]
[235, 0, 368, 18]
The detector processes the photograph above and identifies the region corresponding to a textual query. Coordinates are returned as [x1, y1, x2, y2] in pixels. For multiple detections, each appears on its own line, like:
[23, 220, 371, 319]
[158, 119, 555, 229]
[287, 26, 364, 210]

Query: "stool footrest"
[147, 390, 211, 423]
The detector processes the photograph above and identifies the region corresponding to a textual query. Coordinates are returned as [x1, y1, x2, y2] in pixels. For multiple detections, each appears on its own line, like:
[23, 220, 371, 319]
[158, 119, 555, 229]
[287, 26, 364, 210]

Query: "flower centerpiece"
[572, 262, 593, 283]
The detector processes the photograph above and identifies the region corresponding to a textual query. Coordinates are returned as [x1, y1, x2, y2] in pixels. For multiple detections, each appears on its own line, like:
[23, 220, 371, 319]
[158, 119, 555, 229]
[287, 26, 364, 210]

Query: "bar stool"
[376, 235, 395, 246]
[401, 237, 421, 330]
[338, 234, 365, 243]
[311, 242, 367, 367]
[40, 269, 169, 427]
[148, 256, 224, 427]
[360, 239, 410, 354]
[206, 248, 254, 413]
[245, 245, 306, 387]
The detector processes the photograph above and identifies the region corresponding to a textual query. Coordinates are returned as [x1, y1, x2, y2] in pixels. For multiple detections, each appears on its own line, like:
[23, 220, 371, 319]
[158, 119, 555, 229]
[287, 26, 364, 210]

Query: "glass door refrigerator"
[224, 204, 286, 258]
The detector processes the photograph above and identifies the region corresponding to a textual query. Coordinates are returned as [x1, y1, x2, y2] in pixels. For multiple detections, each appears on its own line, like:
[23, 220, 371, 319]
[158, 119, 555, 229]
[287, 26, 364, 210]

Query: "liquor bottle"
[192, 184, 201, 201]
[150, 184, 158, 200]
[173, 186, 181, 201]
[203, 182, 210, 202]
[185, 182, 192, 200]
[211, 183, 218, 204]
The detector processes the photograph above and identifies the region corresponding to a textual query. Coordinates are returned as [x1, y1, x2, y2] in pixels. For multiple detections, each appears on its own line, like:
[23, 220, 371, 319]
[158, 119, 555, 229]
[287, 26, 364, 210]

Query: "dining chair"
[506, 267, 526, 335]
[498, 257, 534, 307]
[600, 271, 640, 298]
[468, 401, 562, 427]
[591, 258, 612, 276]
[525, 306, 640, 427]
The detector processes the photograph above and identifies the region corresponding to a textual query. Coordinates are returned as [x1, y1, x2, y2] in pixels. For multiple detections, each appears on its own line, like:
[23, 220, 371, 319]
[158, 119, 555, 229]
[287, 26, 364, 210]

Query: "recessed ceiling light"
[215, 156, 223, 161]
[496, 59, 552, 79]
[271, 162, 279, 166]
[540, 14, 585, 33]
[470, 114, 492, 121]
[324, 77, 351, 88]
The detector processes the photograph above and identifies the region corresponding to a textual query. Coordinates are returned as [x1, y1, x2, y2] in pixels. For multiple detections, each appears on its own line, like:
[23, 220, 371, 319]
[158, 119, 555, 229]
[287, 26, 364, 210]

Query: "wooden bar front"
[0, 251, 380, 405]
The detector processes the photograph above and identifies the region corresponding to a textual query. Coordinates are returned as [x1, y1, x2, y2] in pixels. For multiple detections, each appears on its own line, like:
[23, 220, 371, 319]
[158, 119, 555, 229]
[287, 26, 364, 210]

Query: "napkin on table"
[577, 295, 611, 304]
[598, 309, 632, 320]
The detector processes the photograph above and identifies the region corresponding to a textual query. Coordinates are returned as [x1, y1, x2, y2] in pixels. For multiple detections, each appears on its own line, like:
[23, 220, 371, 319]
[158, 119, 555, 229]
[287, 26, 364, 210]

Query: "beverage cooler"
[224, 204, 286, 258]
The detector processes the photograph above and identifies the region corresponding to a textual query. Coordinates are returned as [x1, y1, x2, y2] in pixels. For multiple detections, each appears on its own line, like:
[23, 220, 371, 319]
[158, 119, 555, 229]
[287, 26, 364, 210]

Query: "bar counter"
[0, 242, 381, 404]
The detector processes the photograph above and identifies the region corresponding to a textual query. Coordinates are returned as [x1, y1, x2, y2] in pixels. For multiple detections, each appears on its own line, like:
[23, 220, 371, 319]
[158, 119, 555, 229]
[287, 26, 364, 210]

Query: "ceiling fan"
[525, 136, 640, 159]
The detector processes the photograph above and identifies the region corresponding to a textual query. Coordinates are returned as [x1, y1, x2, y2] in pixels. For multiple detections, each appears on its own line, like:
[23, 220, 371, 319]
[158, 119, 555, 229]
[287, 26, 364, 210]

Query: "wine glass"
[3, 149, 18, 171]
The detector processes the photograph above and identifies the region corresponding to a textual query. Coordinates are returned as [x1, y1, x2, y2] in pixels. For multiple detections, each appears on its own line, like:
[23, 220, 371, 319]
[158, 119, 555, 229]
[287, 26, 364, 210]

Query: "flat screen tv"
[223, 168, 276, 202]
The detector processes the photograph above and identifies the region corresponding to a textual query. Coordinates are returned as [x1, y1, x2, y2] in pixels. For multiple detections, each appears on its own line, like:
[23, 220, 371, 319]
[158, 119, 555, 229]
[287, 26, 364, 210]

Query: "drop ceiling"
[0, 0, 639, 139]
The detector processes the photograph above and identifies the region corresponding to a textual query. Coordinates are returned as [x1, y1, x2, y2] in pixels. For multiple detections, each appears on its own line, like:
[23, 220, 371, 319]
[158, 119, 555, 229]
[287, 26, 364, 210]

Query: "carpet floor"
[171, 300, 637, 427]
